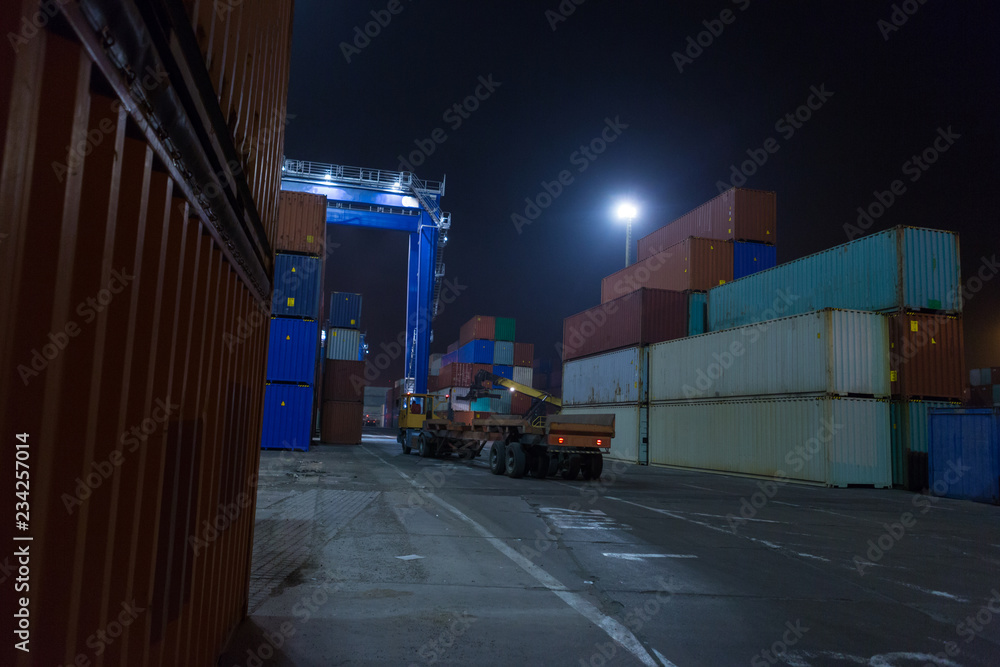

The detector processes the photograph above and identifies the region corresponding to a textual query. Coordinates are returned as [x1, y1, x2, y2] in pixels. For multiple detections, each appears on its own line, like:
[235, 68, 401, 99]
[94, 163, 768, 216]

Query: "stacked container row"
[968, 367, 1000, 407]
[322, 292, 365, 443]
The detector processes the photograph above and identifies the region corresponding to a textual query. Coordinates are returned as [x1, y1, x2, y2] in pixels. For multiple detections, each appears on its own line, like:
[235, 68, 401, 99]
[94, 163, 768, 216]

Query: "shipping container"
[928, 408, 999, 504]
[329, 292, 363, 329]
[494, 341, 515, 365]
[563, 347, 647, 405]
[430, 353, 444, 376]
[511, 392, 533, 416]
[321, 400, 364, 445]
[493, 365, 515, 380]
[513, 366, 534, 388]
[275, 191, 327, 256]
[439, 363, 493, 388]
[888, 312, 965, 400]
[490, 390, 513, 415]
[708, 227, 962, 331]
[262, 384, 314, 451]
[602, 237, 734, 302]
[451, 411, 492, 425]
[733, 241, 778, 279]
[995, 385, 1000, 406]
[447, 340, 460, 353]
[649, 309, 891, 401]
[562, 289, 688, 362]
[649, 397, 892, 487]
[458, 339, 494, 364]
[265, 318, 319, 384]
[322, 359, 366, 402]
[561, 404, 641, 463]
[513, 342, 535, 367]
[272, 254, 323, 318]
[637, 188, 777, 260]
[326, 328, 363, 361]
[459, 315, 496, 345]
[472, 397, 493, 412]
[890, 400, 961, 488]
[495, 317, 517, 341]
[970, 368, 988, 386]
[993, 367, 1000, 384]
[688, 292, 708, 336]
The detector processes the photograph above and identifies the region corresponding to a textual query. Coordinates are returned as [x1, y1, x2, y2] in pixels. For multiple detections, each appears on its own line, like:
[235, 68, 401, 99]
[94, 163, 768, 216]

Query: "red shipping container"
[275, 191, 328, 256]
[451, 411, 492, 425]
[562, 289, 688, 362]
[888, 312, 965, 400]
[602, 237, 733, 302]
[511, 392, 533, 416]
[513, 342, 534, 367]
[322, 400, 363, 444]
[322, 359, 365, 401]
[459, 315, 496, 345]
[472, 363, 494, 387]
[637, 188, 776, 261]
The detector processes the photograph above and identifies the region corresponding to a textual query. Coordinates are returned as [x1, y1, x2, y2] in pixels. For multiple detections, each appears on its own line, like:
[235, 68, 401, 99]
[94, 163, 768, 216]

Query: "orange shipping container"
[602, 238, 733, 303]
[889, 313, 965, 400]
[460, 315, 496, 345]
[276, 191, 328, 256]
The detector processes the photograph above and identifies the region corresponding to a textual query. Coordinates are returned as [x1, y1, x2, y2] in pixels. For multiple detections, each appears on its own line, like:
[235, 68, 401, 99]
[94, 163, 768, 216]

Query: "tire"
[548, 455, 560, 477]
[489, 442, 507, 475]
[419, 434, 434, 458]
[561, 456, 581, 480]
[529, 451, 549, 479]
[402, 441, 411, 455]
[581, 453, 604, 480]
[505, 442, 527, 478]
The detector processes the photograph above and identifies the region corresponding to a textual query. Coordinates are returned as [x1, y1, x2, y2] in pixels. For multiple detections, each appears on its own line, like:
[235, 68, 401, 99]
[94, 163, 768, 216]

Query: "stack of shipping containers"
[0, 1, 294, 664]
[261, 192, 327, 451]
[969, 368, 1000, 408]
[322, 292, 365, 443]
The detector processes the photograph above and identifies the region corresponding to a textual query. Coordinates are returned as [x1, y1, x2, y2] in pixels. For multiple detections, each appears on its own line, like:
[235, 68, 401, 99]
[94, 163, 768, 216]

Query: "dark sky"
[283, 1, 1000, 385]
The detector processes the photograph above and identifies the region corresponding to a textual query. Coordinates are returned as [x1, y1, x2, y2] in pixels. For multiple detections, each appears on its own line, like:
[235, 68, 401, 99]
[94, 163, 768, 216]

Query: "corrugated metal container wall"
[602, 238, 734, 302]
[326, 328, 363, 361]
[888, 313, 965, 400]
[266, 318, 319, 384]
[447, 340, 460, 353]
[495, 317, 516, 341]
[262, 385, 314, 450]
[440, 363, 477, 388]
[993, 367, 1000, 384]
[272, 254, 322, 318]
[733, 241, 778, 279]
[970, 369, 986, 386]
[322, 360, 366, 402]
[472, 397, 492, 412]
[513, 366, 534, 388]
[561, 405, 641, 463]
[494, 341, 515, 365]
[637, 188, 777, 260]
[688, 292, 707, 336]
[562, 347, 647, 405]
[491, 391, 513, 414]
[275, 191, 327, 256]
[928, 409, 999, 504]
[513, 342, 534, 367]
[459, 315, 496, 345]
[321, 401, 364, 444]
[648, 310, 891, 401]
[649, 397, 892, 486]
[708, 227, 962, 331]
[0, 3, 294, 664]
[511, 392, 533, 415]
[430, 353, 444, 376]
[328, 292, 363, 329]
[890, 400, 961, 488]
[493, 365, 514, 380]
[562, 289, 688, 362]
[461, 340, 494, 364]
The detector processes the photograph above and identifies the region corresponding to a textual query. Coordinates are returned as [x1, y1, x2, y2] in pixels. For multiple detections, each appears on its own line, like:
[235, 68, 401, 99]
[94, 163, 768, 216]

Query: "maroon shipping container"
[452, 411, 492, 425]
[321, 400, 364, 444]
[276, 191, 328, 256]
[562, 289, 688, 362]
[440, 362, 490, 388]
[513, 342, 535, 367]
[602, 237, 733, 303]
[459, 315, 496, 345]
[637, 188, 776, 261]
[511, 392, 533, 416]
[888, 313, 965, 400]
[473, 364, 494, 387]
[322, 359, 366, 401]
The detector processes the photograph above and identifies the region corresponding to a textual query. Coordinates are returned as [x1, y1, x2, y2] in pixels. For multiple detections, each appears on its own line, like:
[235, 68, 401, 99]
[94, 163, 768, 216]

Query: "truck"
[396, 370, 614, 480]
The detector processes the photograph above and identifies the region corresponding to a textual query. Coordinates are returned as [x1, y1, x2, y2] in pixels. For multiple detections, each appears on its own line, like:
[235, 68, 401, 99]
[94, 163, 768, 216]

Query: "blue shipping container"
[890, 400, 961, 487]
[329, 292, 363, 329]
[273, 254, 322, 318]
[266, 318, 319, 384]
[709, 227, 961, 331]
[493, 365, 514, 380]
[494, 341, 514, 366]
[688, 292, 707, 336]
[459, 340, 493, 364]
[733, 241, 777, 280]
[261, 384, 314, 451]
[928, 408, 999, 504]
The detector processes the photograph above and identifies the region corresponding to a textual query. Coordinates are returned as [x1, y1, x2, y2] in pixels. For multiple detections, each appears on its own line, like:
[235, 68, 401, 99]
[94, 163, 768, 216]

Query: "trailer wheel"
[505, 443, 527, 478]
[548, 455, 560, 477]
[561, 456, 581, 480]
[419, 434, 435, 458]
[402, 441, 411, 455]
[529, 451, 550, 479]
[581, 453, 604, 480]
[489, 442, 506, 475]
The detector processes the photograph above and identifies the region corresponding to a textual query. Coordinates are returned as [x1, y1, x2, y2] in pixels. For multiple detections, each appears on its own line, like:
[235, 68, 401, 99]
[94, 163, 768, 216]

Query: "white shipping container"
[649, 309, 890, 402]
[563, 347, 646, 406]
[326, 327, 361, 361]
[512, 366, 533, 388]
[560, 404, 641, 463]
[648, 396, 891, 487]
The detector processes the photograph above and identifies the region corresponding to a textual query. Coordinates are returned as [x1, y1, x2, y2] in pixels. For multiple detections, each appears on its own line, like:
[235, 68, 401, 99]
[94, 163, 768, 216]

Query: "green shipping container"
[495, 317, 516, 341]
[890, 399, 961, 488]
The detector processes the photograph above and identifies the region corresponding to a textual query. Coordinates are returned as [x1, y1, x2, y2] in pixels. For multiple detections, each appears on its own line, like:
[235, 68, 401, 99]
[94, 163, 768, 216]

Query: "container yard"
[3, 3, 997, 667]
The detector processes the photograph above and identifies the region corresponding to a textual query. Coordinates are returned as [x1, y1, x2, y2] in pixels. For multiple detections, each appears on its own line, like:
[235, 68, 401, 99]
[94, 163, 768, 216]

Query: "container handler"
[396, 370, 614, 480]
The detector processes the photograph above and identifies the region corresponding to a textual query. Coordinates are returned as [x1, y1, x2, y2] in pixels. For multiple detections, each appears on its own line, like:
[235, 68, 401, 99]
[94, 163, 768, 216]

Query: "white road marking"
[541, 507, 630, 531]
[652, 648, 677, 666]
[891, 581, 967, 602]
[361, 446, 667, 667]
[676, 510, 781, 524]
[602, 553, 697, 562]
[395, 554, 424, 561]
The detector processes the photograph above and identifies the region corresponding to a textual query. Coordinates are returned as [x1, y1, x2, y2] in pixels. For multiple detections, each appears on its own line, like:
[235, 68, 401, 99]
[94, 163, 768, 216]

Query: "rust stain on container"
[889, 312, 965, 400]
[562, 289, 688, 362]
[602, 237, 733, 302]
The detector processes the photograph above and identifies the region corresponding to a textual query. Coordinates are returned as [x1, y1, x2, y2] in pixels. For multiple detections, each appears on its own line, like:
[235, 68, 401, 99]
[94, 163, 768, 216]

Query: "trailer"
[396, 372, 614, 480]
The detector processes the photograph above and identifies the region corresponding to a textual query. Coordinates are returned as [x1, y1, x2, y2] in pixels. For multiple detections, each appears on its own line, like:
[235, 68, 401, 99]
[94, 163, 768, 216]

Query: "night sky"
[281, 1, 1000, 386]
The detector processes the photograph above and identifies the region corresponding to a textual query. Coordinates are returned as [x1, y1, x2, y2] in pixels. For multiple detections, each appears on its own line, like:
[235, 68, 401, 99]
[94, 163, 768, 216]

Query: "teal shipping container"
[495, 317, 517, 341]
[494, 341, 514, 365]
[688, 292, 707, 336]
[890, 400, 961, 488]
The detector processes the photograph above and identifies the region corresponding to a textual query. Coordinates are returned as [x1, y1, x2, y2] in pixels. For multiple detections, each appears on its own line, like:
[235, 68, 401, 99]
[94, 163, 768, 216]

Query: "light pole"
[616, 202, 638, 267]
